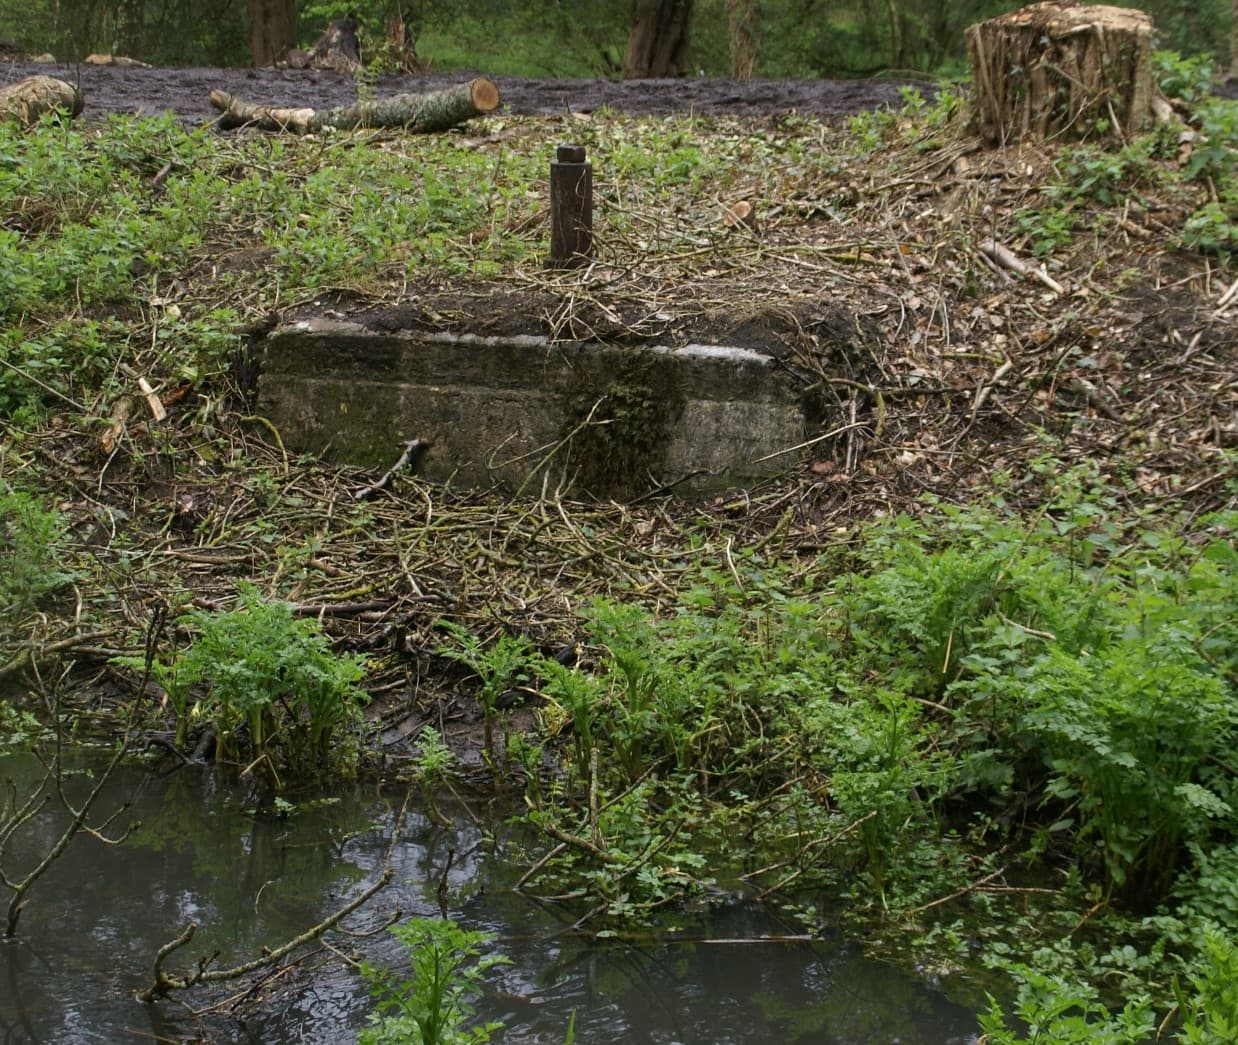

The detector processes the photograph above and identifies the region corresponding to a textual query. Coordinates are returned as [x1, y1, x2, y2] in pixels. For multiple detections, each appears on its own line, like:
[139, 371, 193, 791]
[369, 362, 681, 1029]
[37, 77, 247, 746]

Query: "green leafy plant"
[845, 533, 1009, 700]
[1181, 199, 1237, 253]
[0, 487, 72, 623]
[1153, 51, 1221, 106]
[0, 704, 51, 753]
[978, 963, 1155, 1043]
[359, 917, 509, 1045]
[1175, 930, 1238, 1043]
[533, 654, 607, 782]
[1021, 637, 1232, 902]
[409, 726, 456, 825]
[1012, 204, 1078, 257]
[1182, 98, 1238, 185]
[435, 622, 534, 771]
[1174, 842, 1238, 938]
[128, 583, 369, 784]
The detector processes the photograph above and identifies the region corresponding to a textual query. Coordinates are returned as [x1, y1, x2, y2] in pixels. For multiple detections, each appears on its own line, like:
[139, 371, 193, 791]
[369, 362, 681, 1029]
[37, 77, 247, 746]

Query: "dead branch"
[139, 788, 412, 1003]
[138, 866, 394, 1002]
[741, 809, 880, 897]
[978, 239, 1065, 294]
[5, 732, 140, 935]
[0, 787, 52, 879]
[83, 54, 149, 68]
[353, 438, 428, 501]
[0, 630, 114, 684]
[3, 611, 160, 935]
[903, 865, 1008, 916]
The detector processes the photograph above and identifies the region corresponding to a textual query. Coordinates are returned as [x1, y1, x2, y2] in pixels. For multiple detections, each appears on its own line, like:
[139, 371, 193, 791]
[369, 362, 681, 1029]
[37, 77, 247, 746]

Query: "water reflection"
[0, 755, 978, 1043]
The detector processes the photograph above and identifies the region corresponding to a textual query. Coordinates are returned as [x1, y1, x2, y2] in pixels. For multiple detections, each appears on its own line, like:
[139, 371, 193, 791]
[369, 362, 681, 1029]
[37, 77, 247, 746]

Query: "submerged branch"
[5, 666, 148, 936]
[902, 864, 1008, 917]
[140, 867, 395, 1002]
[6, 741, 135, 935]
[140, 787, 412, 1003]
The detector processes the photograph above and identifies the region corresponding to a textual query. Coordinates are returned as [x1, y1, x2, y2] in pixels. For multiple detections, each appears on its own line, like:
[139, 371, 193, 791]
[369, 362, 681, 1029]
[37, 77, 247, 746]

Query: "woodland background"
[0, 0, 1234, 80]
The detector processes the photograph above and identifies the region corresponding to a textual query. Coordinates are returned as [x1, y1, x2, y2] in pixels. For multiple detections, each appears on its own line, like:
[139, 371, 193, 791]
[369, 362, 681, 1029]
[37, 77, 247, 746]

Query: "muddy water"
[0, 754, 979, 1043]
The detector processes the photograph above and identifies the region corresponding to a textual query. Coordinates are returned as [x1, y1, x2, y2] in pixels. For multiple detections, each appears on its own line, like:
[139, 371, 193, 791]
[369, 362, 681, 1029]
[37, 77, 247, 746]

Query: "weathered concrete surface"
[258, 318, 805, 496]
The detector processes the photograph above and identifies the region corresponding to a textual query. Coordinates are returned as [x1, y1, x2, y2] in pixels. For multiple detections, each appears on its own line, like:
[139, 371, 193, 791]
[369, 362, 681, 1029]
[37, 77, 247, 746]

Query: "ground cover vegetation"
[0, 38, 1235, 1043]
[0, 1, 1233, 79]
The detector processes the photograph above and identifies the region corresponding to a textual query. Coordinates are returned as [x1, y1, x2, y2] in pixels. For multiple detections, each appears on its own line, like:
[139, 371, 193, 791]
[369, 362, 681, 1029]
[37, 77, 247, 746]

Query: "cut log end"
[469, 78, 500, 114]
[722, 200, 759, 233]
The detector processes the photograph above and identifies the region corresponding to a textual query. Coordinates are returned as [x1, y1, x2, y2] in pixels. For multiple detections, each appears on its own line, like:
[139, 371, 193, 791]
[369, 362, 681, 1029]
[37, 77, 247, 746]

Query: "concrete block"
[258, 318, 805, 497]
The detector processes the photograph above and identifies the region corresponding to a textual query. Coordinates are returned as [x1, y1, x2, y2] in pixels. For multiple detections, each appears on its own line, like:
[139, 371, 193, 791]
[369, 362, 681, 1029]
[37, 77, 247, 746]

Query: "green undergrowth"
[442, 469, 1236, 1032]
[1, 69, 1234, 1038]
[114, 583, 370, 787]
[0, 69, 1231, 432]
[0, 110, 545, 423]
[0, 485, 73, 624]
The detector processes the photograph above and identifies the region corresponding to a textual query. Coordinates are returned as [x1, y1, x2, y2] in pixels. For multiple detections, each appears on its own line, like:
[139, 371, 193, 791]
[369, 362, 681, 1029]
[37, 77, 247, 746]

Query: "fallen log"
[209, 77, 499, 134]
[0, 75, 83, 126]
[83, 53, 150, 67]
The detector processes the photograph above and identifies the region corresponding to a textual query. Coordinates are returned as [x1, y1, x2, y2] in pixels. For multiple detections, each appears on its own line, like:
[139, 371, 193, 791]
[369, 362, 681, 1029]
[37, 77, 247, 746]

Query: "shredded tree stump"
[209, 78, 499, 133]
[0, 75, 82, 126]
[966, 2, 1156, 144]
[283, 16, 362, 73]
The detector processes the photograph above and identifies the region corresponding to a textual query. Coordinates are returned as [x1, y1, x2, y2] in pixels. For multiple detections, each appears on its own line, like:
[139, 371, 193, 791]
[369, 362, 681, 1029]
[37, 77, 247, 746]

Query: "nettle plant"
[134, 583, 369, 785]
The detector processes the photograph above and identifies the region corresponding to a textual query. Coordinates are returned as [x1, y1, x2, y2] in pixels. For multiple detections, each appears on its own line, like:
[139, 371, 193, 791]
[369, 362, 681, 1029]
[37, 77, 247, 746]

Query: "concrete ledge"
[258, 319, 805, 496]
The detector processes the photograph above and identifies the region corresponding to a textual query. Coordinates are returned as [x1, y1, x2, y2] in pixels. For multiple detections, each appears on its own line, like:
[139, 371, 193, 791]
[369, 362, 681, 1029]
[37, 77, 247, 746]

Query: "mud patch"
[3, 59, 928, 124]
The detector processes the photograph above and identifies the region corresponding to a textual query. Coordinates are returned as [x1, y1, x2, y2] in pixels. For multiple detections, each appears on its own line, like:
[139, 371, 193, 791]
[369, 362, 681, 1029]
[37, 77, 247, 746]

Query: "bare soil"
[4, 59, 923, 122]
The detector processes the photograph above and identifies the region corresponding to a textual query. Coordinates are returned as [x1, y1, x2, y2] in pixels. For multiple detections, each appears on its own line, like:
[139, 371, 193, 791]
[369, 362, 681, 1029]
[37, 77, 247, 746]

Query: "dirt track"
[4, 59, 924, 122]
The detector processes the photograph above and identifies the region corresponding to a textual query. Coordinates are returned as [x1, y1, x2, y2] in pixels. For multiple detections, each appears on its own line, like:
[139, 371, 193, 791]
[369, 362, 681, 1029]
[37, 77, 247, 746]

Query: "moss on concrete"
[557, 355, 686, 498]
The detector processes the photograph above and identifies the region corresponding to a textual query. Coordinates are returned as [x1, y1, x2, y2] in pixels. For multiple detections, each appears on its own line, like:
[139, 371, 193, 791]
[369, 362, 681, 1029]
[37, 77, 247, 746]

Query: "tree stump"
[966, 3, 1156, 145]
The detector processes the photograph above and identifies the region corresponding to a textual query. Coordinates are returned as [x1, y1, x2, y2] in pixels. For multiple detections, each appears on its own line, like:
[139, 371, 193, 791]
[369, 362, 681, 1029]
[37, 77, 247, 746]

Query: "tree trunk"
[118, 0, 147, 60]
[309, 16, 361, 72]
[248, 0, 297, 68]
[622, 0, 694, 79]
[966, 3, 1156, 146]
[1230, 0, 1237, 78]
[726, 0, 759, 79]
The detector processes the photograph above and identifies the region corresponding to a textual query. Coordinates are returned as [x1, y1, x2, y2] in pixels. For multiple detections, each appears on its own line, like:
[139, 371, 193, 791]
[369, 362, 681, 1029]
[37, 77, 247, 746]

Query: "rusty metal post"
[549, 144, 593, 268]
